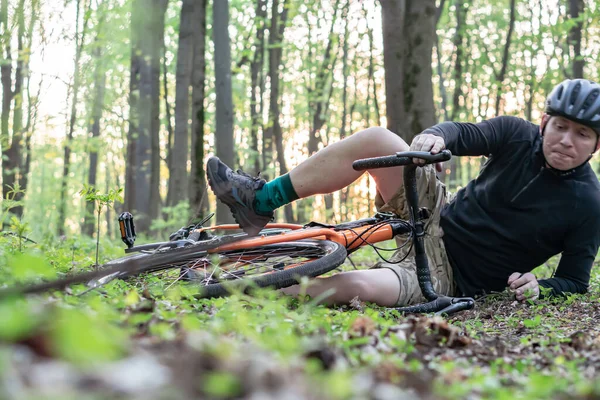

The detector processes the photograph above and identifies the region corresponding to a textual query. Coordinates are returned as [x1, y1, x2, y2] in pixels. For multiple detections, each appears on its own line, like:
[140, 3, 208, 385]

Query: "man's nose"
[559, 131, 575, 147]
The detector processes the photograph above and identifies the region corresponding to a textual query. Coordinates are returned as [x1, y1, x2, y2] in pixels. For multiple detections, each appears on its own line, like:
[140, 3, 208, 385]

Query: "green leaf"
[203, 372, 242, 398]
[6, 252, 56, 281]
[523, 315, 541, 329]
[0, 298, 38, 340]
[49, 307, 126, 364]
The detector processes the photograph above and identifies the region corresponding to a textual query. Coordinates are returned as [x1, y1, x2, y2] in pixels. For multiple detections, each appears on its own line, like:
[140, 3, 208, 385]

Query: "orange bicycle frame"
[195, 222, 398, 253]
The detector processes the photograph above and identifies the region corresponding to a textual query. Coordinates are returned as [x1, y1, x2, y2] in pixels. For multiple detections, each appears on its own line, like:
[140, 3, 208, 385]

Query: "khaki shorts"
[372, 165, 457, 306]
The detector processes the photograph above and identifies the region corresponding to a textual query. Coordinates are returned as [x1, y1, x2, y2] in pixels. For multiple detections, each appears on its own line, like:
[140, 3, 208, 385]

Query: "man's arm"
[419, 116, 531, 157]
[537, 212, 600, 297]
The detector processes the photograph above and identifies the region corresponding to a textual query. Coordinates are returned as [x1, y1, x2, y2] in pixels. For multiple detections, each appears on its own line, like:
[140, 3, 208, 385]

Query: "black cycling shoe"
[206, 157, 273, 236]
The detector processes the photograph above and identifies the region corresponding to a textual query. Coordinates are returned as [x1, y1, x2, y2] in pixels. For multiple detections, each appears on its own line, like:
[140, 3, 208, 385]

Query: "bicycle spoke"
[128, 242, 330, 289]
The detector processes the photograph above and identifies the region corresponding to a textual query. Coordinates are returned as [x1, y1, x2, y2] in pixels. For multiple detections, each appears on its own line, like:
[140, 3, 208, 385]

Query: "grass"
[1, 233, 600, 399]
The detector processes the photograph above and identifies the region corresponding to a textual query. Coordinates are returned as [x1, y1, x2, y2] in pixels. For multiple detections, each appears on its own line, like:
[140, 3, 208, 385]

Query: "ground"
[1, 237, 600, 399]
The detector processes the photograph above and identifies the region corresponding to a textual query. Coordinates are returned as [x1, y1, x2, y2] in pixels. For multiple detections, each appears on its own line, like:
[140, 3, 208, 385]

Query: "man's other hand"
[507, 272, 539, 301]
[409, 133, 446, 172]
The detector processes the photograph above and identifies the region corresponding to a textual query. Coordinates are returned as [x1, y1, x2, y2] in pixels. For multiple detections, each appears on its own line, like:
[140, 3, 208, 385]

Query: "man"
[207, 79, 600, 307]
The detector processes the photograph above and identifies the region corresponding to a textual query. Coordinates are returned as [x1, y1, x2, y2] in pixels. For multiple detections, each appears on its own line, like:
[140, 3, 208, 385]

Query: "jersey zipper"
[510, 167, 545, 204]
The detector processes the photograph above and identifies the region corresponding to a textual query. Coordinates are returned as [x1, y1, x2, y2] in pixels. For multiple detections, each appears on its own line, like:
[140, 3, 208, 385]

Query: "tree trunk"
[189, 0, 208, 220]
[15, 0, 37, 212]
[568, 0, 584, 78]
[57, 0, 89, 235]
[249, 0, 267, 174]
[213, 0, 235, 224]
[4, 0, 26, 218]
[434, 0, 448, 122]
[380, 0, 436, 141]
[149, 0, 167, 225]
[450, 0, 468, 121]
[125, 0, 141, 217]
[403, 1, 436, 136]
[124, 0, 166, 232]
[163, 40, 174, 177]
[364, 3, 380, 126]
[1, 0, 12, 208]
[380, 0, 407, 137]
[83, 33, 107, 237]
[266, 0, 293, 222]
[339, 1, 350, 140]
[494, 0, 516, 116]
[308, 0, 339, 155]
[168, 0, 196, 207]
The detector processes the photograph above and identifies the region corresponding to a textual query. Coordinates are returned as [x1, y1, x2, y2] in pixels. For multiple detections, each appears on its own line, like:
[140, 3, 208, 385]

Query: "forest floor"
[1, 236, 600, 399]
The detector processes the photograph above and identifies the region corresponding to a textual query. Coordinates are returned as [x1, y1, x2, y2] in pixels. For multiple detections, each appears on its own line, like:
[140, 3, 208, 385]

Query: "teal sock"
[254, 174, 299, 214]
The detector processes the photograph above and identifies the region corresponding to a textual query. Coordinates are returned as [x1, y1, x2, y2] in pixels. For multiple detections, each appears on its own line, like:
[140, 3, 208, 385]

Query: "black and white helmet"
[545, 79, 600, 131]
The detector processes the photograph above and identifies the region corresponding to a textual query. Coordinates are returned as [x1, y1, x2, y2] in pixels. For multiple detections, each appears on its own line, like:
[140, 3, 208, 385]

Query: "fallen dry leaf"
[349, 316, 376, 338]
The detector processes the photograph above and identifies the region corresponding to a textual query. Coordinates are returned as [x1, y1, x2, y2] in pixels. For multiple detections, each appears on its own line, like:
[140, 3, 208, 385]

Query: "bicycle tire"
[196, 239, 347, 298]
[89, 237, 347, 299]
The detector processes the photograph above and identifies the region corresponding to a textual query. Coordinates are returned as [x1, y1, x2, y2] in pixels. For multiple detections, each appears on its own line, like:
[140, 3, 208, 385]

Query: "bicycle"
[2, 151, 475, 316]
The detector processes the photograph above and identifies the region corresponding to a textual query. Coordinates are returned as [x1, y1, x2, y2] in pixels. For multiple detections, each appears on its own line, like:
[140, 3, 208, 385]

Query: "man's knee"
[351, 127, 409, 157]
[330, 269, 400, 306]
[335, 273, 373, 300]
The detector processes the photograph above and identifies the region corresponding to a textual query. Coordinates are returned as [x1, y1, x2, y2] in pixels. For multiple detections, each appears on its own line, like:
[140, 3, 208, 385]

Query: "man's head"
[540, 79, 600, 171]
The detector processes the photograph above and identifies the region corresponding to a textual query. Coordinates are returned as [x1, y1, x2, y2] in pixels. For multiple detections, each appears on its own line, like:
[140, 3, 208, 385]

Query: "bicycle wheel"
[88, 237, 347, 298]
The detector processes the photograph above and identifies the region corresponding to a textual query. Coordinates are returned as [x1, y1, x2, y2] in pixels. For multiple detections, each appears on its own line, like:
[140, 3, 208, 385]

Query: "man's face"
[541, 115, 599, 171]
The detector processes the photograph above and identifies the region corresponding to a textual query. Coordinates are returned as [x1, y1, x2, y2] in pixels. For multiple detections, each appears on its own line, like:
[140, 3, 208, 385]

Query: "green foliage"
[149, 201, 191, 236]
[79, 185, 123, 210]
[79, 185, 123, 265]
[49, 306, 127, 364]
[5, 252, 56, 282]
[1, 183, 26, 222]
[1, 235, 600, 398]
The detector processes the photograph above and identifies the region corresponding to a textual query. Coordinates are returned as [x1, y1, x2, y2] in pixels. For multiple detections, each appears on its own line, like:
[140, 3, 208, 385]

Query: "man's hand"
[507, 272, 539, 302]
[409, 133, 446, 172]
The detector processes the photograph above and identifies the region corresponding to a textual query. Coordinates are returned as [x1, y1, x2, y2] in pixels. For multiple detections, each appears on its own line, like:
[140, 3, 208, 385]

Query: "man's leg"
[207, 127, 411, 235]
[289, 127, 409, 202]
[281, 268, 402, 307]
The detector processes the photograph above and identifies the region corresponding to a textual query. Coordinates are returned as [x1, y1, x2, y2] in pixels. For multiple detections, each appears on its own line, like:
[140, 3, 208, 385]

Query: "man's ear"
[540, 114, 550, 135]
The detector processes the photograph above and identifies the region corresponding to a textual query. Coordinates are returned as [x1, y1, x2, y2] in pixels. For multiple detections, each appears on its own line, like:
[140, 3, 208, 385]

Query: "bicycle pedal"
[118, 212, 136, 249]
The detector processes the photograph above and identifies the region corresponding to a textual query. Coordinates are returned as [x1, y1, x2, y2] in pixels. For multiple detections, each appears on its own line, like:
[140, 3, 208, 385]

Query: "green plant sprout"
[79, 185, 123, 267]
[3, 183, 30, 252]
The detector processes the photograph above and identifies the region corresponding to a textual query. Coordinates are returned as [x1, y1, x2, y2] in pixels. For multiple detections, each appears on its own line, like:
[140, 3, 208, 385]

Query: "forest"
[1, 0, 600, 398]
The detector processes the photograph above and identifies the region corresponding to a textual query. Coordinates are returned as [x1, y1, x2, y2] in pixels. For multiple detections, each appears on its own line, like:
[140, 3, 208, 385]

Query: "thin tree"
[57, 0, 90, 235]
[249, 0, 267, 174]
[16, 0, 39, 207]
[149, 0, 168, 225]
[339, 1, 351, 141]
[494, 0, 516, 116]
[568, 0, 584, 78]
[434, 0, 449, 122]
[307, 0, 340, 155]
[168, 0, 196, 207]
[163, 40, 174, 178]
[124, 0, 167, 232]
[266, 0, 293, 222]
[1, 0, 13, 206]
[213, 0, 235, 224]
[189, 0, 208, 219]
[83, 17, 107, 237]
[2, 0, 36, 218]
